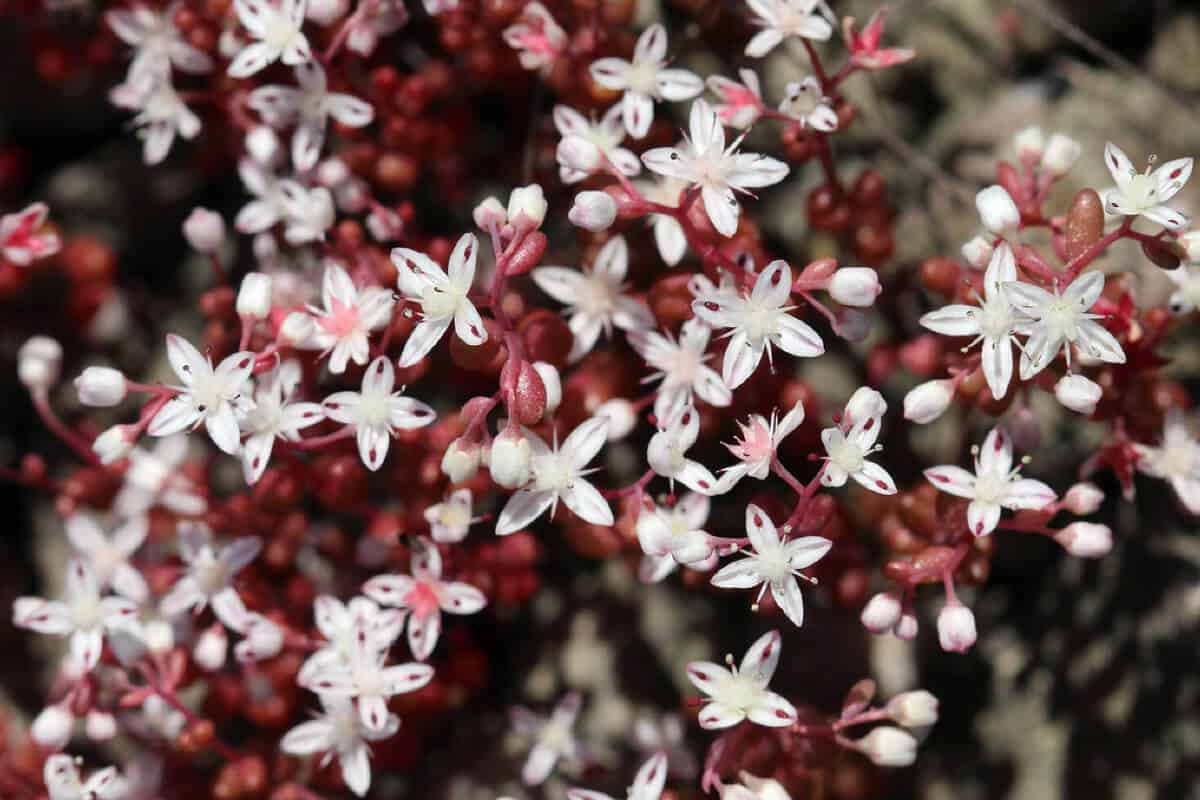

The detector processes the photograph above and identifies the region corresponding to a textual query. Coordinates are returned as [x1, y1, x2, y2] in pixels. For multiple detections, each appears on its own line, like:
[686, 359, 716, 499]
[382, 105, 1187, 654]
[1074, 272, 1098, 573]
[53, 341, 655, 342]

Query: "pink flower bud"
[278, 311, 315, 346]
[1055, 374, 1101, 415]
[854, 726, 918, 767]
[556, 135, 601, 174]
[1054, 521, 1112, 558]
[903, 379, 955, 424]
[236, 272, 273, 319]
[595, 398, 637, 441]
[1042, 133, 1081, 176]
[1012, 126, 1045, 162]
[85, 710, 118, 741]
[937, 603, 976, 653]
[490, 429, 532, 489]
[829, 266, 881, 307]
[473, 196, 507, 230]
[507, 184, 547, 230]
[31, 704, 74, 749]
[894, 612, 919, 640]
[961, 235, 994, 269]
[18, 336, 62, 390]
[442, 437, 483, 482]
[860, 591, 903, 633]
[976, 185, 1020, 235]
[75, 366, 128, 407]
[183, 207, 226, 253]
[193, 624, 228, 671]
[886, 690, 939, 727]
[532, 362, 561, 413]
[568, 191, 617, 232]
[1062, 482, 1104, 515]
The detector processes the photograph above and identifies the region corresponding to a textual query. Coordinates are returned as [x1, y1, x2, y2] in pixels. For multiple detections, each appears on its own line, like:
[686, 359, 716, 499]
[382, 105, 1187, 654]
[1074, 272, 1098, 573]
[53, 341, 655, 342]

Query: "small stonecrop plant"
[2, 0, 1197, 798]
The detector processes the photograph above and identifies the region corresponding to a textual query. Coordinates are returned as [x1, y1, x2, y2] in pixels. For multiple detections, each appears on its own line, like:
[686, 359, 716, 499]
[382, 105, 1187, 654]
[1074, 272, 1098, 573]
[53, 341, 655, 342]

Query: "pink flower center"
[319, 297, 361, 338]
[404, 581, 441, 617]
[728, 417, 774, 462]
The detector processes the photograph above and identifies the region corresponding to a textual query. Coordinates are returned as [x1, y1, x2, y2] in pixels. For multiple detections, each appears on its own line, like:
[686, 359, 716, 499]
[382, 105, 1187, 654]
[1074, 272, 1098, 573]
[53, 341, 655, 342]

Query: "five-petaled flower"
[159, 526, 261, 628]
[647, 404, 719, 493]
[106, 2, 213, 82]
[589, 24, 703, 139]
[44, 754, 125, 800]
[502, 2, 567, 75]
[820, 391, 896, 495]
[424, 488, 476, 543]
[554, 104, 641, 184]
[511, 692, 582, 785]
[1134, 409, 1200, 514]
[637, 493, 715, 583]
[715, 400, 806, 493]
[306, 263, 395, 374]
[1101, 142, 1193, 229]
[629, 318, 731, 422]
[109, 73, 202, 166]
[394, 233, 488, 367]
[743, 0, 833, 59]
[842, 8, 915, 71]
[148, 334, 256, 455]
[323, 356, 436, 471]
[685, 629, 797, 729]
[228, 0, 312, 78]
[238, 360, 325, 484]
[707, 69, 766, 130]
[281, 695, 396, 797]
[65, 513, 150, 603]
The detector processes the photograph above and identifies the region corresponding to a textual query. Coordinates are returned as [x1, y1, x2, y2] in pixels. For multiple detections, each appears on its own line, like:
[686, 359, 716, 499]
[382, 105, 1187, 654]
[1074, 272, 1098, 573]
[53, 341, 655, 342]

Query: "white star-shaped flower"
[820, 392, 895, 495]
[301, 595, 405, 682]
[714, 400, 806, 493]
[685, 629, 797, 729]
[629, 318, 731, 422]
[1134, 409, 1200, 514]
[692, 260, 824, 389]
[323, 356, 436, 471]
[44, 755, 125, 800]
[228, 0, 311, 78]
[110, 73, 202, 166]
[511, 692, 581, 785]
[363, 538, 487, 661]
[744, 0, 833, 58]
[424, 488, 476, 543]
[113, 435, 207, 518]
[14, 559, 141, 671]
[710, 505, 831, 627]
[248, 61, 374, 171]
[642, 99, 789, 237]
[106, 2, 213, 81]
[238, 360, 325, 484]
[637, 493, 715, 583]
[281, 695, 398, 797]
[496, 417, 614, 535]
[393, 233, 488, 367]
[65, 513, 150, 603]
[234, 157, 290, 234]
[1101, 142, 1192, 229]
[307, 263, 395, 374]
[777, 77, 837, 132]
[147, 334, 256, 455]
[159, 526, 261, 628]
[502, 2, 566, 75]
[920, 243, 1021, 399]
[1165, 265, 1200, 314]
[647, 403, 718, 494]
[1004, 270, 1126, 380]
[589, 24, 703, 139]
[567, 752, 668, 800]
[532, 235, 654, 363]
[924, 426, 1057, 536]
[554, 104, 641, 184]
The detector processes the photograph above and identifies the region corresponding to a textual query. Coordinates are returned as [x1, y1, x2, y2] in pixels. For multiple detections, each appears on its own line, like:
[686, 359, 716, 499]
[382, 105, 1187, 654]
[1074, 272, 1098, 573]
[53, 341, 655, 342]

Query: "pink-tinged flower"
[629, 319, 730, 422]
[106, 2, 213, 82]
[502, 2, 566, 74]
[281, 695, 397, 797]
[777, 77, 837, 132]
[820, 392, 896, 495]
[743, 0, 833, 59]
[710, 505, 831, 627]
[14, 559, 140, 672]
[363, 538, 487, 661]
[567, 752, 668, 800]
[924, 427, 1056, 537]
[532, 235, 654, 363]
[323, 356, 436, 471]
[228, 0, 312, 78]
[554, 104, 641, 184]
[1, 203, 61, 266]
[1101, 142, 1193, 229]
[158, 525, 261, 628]
[238, 361, 325, 484]
[637, 493, 715, 583]
[307, 264, 395, 374]
[714, 400, 806, 493]
[707, 69, 765, 130]
[301, 595, 405, 679]
[842, 9, 915, 71]
[647, 404, 718, 494]
[148, 334, 256, 455]
[589, 24, 703, 139]
[496, 417, 613, 535]
[424, 488, 477, 543]
[43, 754, 125, 800]
[109, 74, 202, 166]
[643, 100, 789, 237]
[1134, 409, 1200, 513]
[248, 61, 374, 171]
[65, 514, 150, 603]
[692, 260, 823, 389]
[393, 233, 487, 367]
[685, 629, 797, 729]
[511, 692, 582, 785]
[347, 0, 407, 56]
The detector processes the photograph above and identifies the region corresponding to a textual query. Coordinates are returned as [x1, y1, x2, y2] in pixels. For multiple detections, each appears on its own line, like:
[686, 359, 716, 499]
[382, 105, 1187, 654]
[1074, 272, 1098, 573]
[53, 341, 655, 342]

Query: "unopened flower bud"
[894, 612, 918, 640]
[93, 425, 137, 464]
[829, 267, 881, 307]
[193, 624, 228, 671]
[307, 0, 349, 25]
[441, 438, 482, 482]
[976, 185, 1020, 235]
[937, 602, 976, 653]
[278, 311, 315, 346]
[1180, 230, 1200, 263]
[845, 386, 886, 424]
[595, 399, 636, 441]
[183, 208, 226, 253]
[490, 429, 532, 489]
[31, 704, 74, 750]
[961, 235, 994, 269]
[316, 157, 351, 187]
[18, 336, 62, 390]
[1012, 125, 1045, 162]
[886, 690, 939, 727]
[143, 619, 175, 654]
[556, 135, 602, 174]
[85, 710, 118, 742]
[532, 362, 561, 413]
[507, 184, 547, 230]
[1054, 521, 1112, 558]
[246, 125, 280, 164]
[734, 773, 791, 800]
[75, 367, 128, 407]
[1055, 374, 1101, 415]
[568, 191, 617, 231]
[1062, 482, 1104, 515]
[860, 591, 903, 633]
[473, 196, 507, 230]
[1042, 133, 1081, 176]
[236, 272, 273, 319]
[903, 379, 955, 424]
[854, 726, 918, 767]
[236, 614, 283, 662]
